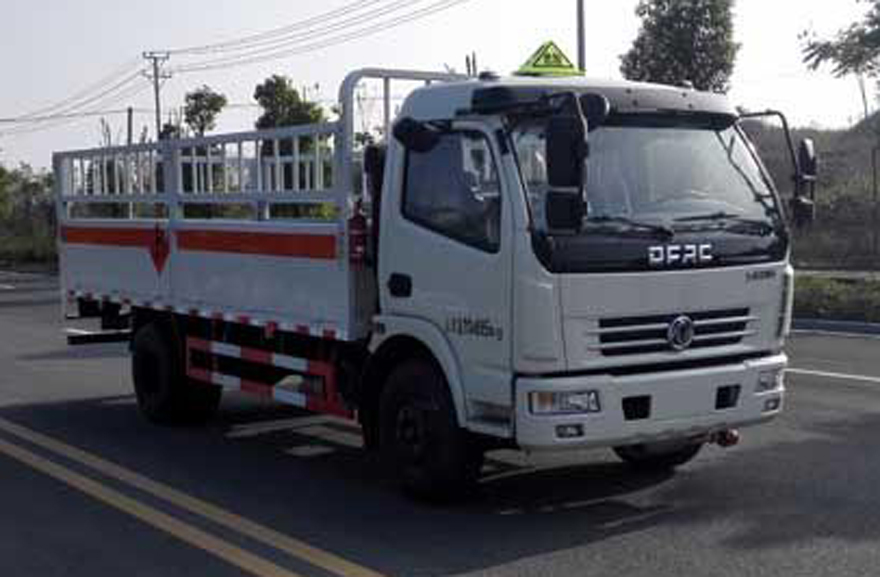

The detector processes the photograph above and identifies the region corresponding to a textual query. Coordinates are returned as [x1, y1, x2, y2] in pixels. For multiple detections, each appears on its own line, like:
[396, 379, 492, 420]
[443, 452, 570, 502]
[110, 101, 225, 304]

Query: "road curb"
[793, 318, 880, 336]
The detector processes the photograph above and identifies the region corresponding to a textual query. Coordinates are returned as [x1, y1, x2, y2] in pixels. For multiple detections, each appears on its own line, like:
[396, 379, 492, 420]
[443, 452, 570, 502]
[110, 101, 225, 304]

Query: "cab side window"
[402, 131, 501, 253]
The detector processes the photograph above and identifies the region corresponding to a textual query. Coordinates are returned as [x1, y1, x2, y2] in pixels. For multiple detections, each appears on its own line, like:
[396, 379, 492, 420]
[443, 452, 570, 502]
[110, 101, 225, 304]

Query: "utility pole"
[577, 0, 586, 73]
[143, 51, 171, 140]
[127, 107, 133, 146]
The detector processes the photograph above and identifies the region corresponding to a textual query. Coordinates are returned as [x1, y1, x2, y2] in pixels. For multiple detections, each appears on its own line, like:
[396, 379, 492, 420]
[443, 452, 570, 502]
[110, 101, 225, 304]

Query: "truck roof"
[399, 75, 738, 122]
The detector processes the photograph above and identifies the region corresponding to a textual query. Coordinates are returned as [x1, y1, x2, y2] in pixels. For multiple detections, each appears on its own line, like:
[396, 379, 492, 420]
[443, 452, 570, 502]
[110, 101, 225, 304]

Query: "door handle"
[387, 273, 412, 298]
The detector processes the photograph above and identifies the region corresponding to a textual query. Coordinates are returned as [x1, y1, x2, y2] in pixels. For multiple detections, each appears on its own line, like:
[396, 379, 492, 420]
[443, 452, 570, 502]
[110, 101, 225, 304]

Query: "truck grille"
[592, 308, 756, 357]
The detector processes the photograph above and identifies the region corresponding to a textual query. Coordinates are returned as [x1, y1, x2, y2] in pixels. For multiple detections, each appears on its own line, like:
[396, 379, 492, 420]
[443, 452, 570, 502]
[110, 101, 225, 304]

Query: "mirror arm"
[740, 110, 803, 197]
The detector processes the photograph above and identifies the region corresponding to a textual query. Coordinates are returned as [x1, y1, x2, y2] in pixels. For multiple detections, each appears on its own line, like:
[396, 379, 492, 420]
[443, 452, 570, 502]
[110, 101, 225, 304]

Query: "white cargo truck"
[55, 66, 817, 498]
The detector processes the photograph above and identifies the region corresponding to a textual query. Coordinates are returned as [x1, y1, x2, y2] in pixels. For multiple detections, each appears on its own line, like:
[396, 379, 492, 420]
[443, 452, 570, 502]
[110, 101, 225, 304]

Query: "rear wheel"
[613, 439, 703, 471]
[379, 359, 483, 499]
[132, 322, 221, 425]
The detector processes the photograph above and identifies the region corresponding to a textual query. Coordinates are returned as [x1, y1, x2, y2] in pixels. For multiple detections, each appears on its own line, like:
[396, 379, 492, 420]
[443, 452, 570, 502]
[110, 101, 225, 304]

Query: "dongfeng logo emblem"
[668, 316, 695, 351]
[649, 244, 713, 267]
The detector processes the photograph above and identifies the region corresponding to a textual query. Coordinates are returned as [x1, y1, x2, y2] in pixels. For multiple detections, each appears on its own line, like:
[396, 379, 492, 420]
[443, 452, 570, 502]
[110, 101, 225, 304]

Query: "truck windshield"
[511, 114, 788, 272]
[512, 116, 783, 236]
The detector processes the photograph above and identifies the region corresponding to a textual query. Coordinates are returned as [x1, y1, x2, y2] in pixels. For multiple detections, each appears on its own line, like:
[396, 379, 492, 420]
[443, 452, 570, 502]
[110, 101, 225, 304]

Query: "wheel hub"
[396, 405, 427, 457]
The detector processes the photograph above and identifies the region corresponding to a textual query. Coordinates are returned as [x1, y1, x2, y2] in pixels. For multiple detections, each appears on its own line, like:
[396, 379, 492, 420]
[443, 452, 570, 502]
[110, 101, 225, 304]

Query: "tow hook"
[711, 430, 740, 448]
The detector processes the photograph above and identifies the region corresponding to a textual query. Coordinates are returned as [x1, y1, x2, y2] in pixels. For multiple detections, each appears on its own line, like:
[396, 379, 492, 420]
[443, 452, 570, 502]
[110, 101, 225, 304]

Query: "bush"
[794, 276, 880, 322]
[0, 164, 56, 265]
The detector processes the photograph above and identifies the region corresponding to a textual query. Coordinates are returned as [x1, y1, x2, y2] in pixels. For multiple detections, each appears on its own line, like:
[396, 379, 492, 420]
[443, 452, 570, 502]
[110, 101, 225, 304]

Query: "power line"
[0, 72, 145, 138]
[0, 108, 153, 124]
[11, 58, 143, 121]
[0, 80, 153, 138]
[173, 0, 430, 72]
[0, 0, 474, 141]
[168, 0, 387, 56]
[174, 0, 472, 73]
[9, 71, 146, 127]
[174, 0, 423, 66]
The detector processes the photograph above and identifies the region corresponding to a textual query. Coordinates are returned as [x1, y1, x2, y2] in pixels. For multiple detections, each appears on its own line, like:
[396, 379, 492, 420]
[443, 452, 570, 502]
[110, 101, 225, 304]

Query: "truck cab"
[369, 74, 808, 467]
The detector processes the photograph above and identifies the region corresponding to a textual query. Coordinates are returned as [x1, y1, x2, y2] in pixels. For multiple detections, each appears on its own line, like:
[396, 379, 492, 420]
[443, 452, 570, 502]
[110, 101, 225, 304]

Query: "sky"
[0, 0, 871, 170]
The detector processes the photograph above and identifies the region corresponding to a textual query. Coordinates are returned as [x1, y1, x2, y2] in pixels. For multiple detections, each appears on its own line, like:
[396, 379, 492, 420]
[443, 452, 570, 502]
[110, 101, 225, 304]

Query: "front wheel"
[613, 439, 703, 471]
[379, 360, 483, 499]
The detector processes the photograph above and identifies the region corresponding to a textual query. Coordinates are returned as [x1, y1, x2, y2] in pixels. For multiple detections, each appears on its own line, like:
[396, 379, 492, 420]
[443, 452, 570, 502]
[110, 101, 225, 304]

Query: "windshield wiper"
[675, 211, 743, 222]
[675, 211, 775, 235]
[585, 215, 675, 240]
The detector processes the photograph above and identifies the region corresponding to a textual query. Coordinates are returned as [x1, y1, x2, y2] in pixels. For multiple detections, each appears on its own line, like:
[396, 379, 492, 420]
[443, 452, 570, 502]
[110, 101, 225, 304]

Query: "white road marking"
[227, 416, 348, 439]
[285, 446, 336, 458]
[297, 426, 362, 449]
[788, 368, 880, 385]
[792, 329, 880, 341]
[101, 398, 137, 406]
[64, 328, 92, 335]
[0, 284, 15, 290]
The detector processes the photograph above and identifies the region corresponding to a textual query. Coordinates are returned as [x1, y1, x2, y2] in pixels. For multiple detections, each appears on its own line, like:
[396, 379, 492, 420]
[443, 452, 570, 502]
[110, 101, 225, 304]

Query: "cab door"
[380, 123, 512, 412]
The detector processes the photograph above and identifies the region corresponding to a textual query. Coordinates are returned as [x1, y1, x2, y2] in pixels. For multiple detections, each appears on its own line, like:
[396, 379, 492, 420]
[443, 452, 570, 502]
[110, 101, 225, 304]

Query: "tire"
[379, 359, 483, 499]
[132, 323, 221, 425]
[613, 439, 703, 471]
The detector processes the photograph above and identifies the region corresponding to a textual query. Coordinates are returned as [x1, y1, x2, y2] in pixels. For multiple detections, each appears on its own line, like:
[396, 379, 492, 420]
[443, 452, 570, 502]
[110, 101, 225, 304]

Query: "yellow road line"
[0, 417, 385, 577]
[0, 436, 303, 577]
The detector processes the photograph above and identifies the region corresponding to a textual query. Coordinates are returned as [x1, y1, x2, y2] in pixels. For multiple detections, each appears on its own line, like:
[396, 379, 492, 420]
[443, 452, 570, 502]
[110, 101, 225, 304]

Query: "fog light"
[530, 391, 601, 415]
[556, 424, 585, 439]
[756, 369, 784, 393]
[763, 397, 782, 413]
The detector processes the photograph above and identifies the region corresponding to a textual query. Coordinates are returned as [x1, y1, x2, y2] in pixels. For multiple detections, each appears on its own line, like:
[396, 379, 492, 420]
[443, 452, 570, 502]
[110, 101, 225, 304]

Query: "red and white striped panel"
[66, 290, 343, 341]
[185, 337, 353, 419]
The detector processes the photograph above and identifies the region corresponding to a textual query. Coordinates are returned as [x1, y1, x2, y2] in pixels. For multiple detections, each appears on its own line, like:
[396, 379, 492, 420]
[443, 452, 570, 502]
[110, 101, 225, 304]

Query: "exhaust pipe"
[711, 429, 740, 448]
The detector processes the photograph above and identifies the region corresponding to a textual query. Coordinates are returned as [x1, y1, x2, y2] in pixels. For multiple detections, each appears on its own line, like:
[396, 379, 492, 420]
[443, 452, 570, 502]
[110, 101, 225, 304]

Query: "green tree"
[0, 164, 12, 221]
[184, 85, 228, 137]
[158, 122, 182, 141]
[803, 1, 880, 76]
[803, 4, 880, 128]
[253, 76, 333, 220]
[620, 0, 740, 93]
[254, 75, 325, 130]
[0, 164, 56, 262]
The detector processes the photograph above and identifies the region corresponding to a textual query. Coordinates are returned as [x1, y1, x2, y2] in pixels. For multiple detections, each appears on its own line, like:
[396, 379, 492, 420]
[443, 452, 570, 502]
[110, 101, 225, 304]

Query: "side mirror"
[546, 115, 588, 189]
[546, 190, 586, 232]
[393, 117, 441, 153]
[793, 138, 818, 228]
[790, 195, 815, 228]
[798, 138, 817, 179]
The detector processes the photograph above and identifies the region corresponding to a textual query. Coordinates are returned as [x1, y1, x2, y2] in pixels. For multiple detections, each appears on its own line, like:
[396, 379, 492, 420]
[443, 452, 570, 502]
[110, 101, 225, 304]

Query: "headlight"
[529, 391, 601, 415]
[756, 369, 784, 393]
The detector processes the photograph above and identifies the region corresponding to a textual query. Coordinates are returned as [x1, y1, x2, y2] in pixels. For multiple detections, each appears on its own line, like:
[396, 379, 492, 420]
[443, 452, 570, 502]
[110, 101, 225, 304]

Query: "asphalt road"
[2, 271, 880, 577]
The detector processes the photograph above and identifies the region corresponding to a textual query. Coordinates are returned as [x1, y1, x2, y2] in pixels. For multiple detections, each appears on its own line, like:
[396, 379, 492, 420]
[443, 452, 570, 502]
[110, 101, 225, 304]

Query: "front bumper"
[515, 354, 787, 451]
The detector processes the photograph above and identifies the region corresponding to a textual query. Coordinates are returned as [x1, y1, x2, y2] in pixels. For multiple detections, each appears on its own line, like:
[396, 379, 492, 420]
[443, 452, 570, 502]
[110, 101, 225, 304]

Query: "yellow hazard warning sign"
[516, 41, 583, 77]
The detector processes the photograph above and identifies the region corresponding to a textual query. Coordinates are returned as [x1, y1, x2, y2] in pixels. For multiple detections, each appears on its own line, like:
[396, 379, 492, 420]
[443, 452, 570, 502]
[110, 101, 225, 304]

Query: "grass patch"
[0, 235, 57, 266]
[795, 275, 880, 323]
